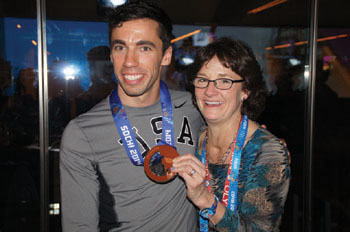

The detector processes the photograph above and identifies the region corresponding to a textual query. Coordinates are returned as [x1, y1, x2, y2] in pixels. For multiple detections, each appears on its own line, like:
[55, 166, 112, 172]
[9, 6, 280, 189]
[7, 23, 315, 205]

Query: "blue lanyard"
[199, 115, 248, 231]
[109, 81, 174, 166]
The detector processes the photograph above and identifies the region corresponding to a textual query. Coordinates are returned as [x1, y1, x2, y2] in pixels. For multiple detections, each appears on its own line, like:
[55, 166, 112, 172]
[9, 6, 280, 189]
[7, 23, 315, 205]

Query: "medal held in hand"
[144, 145, 179, 183]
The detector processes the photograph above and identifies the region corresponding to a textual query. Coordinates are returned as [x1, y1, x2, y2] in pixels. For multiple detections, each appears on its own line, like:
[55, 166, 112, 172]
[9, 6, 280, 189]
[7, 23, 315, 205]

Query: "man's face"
[110, 18, 172, 106]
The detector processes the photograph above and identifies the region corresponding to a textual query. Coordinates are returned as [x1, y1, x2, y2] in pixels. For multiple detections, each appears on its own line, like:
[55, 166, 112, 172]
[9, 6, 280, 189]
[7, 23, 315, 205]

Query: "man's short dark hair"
[107, 0, 173, 53]
[188, 37, 268, 120]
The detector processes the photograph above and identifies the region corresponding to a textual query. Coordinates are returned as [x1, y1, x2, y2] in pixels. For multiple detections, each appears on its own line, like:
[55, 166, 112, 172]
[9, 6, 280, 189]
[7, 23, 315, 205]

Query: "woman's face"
[195, 56, 248, 125]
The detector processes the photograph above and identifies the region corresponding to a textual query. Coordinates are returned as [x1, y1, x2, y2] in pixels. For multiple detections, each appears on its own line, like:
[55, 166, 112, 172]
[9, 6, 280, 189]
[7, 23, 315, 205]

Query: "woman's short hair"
[188, 37, 267, 120]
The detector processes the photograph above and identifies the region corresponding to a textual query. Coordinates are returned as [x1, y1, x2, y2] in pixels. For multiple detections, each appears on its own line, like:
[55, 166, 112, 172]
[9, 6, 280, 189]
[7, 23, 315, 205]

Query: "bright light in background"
[304, 65, 310, 83]
[17, 24, 21, 29]
[110, 0, 126, 7]
[289, 58, 301, 66]
[32, 40, 37, 46]
[181, 57, 194, 65]
[49, 203, 60, 216]
[63, 65, 78, 80]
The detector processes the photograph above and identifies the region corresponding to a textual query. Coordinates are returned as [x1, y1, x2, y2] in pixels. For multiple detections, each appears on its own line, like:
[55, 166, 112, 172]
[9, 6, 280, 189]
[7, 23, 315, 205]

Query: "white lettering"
[229, 191, 236, 210]
[222, 185, 230, 205]
[120, 126, 135, 148]
[122, 129, 130, 137]
[233, 158, 239, 169]
[165, 129, 172, 144]
[131, 149, 140, 163]
[222, 194, 228, 205]
[126, 138, 134, 147]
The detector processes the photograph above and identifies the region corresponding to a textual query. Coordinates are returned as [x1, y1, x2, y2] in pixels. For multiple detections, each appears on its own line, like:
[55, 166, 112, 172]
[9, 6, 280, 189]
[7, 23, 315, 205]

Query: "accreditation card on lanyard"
[109, 80, 175, 166]
[199, 115, 248, 232]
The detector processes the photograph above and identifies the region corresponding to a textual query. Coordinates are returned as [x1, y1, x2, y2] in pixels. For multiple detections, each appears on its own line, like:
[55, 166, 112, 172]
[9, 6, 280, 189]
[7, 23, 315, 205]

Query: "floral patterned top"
[196, 126, 291, 232]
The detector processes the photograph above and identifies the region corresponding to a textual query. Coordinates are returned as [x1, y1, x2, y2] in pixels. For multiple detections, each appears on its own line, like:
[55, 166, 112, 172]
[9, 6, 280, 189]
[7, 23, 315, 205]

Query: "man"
[60, 1, 203, 231]
[75, 46, 116, 115]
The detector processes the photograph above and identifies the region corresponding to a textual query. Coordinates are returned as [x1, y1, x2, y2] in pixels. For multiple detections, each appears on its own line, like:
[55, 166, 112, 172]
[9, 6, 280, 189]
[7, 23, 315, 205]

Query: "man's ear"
[161, 46, 173, 66]
[110, 54, 113, 64]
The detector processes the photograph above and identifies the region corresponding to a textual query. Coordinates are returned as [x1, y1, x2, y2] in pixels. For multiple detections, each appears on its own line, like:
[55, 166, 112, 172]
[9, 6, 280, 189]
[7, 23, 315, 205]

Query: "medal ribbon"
[199, 115, 248, 231]
[109, 80, 174, 166]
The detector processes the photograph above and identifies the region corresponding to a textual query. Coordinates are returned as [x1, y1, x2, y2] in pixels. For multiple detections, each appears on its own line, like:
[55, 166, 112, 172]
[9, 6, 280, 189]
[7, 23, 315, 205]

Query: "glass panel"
[313, 0, 350, 231]
[45, 20, 114, 232]
[259, 27, 308, 232]
[0, 1, 40, 231]
[46, 1, 115, 230]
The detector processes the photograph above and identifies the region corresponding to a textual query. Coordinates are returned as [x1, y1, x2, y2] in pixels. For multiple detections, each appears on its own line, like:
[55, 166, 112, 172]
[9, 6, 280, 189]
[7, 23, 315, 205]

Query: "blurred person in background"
[75, 46, 116, 115]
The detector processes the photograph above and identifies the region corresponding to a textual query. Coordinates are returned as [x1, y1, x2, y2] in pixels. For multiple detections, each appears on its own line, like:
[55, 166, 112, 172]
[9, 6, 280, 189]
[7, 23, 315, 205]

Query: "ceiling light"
[171, 29, 201, 43]
[248, 0, 288, 14]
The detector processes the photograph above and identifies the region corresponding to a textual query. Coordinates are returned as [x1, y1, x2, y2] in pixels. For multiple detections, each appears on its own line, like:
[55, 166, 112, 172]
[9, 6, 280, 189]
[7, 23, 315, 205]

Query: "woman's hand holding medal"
[145, 148, 215, 216]
[171, 154, 211, 209]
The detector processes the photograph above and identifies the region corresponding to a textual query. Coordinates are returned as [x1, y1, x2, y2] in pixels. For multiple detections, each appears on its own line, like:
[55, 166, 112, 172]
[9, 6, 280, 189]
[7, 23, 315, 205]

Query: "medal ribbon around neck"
[109, 80, 175, 166]
[199, 115, 248, 232]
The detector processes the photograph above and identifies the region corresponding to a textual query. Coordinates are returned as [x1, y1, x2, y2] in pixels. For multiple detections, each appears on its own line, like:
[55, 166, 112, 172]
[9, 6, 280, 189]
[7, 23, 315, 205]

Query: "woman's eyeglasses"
[193, 77, 244, 90]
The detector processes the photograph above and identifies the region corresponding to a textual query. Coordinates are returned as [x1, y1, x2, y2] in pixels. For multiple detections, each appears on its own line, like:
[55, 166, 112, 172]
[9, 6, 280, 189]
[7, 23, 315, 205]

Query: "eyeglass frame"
[193, 77, 245, 90]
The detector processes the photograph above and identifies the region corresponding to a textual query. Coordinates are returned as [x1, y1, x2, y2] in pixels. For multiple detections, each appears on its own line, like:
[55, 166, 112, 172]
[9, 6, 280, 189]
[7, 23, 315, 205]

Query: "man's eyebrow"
[136, 40, 156, 48]
[110, 39, 126, 46]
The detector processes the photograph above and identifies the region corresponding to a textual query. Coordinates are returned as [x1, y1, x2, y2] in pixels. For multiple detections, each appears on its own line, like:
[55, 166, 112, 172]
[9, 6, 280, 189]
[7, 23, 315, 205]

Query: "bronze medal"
[144, 145, 179, 183]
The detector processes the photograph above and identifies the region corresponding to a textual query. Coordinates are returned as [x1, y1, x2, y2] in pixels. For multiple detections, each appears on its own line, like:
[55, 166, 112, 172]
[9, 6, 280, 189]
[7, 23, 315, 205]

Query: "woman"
[172, 38, 291, 231]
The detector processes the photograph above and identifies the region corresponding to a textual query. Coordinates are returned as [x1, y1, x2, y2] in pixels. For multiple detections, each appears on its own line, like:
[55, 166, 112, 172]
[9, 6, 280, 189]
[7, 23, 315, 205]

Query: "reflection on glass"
[313, 25, 350, 231]
[0, 16, 40, 231]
